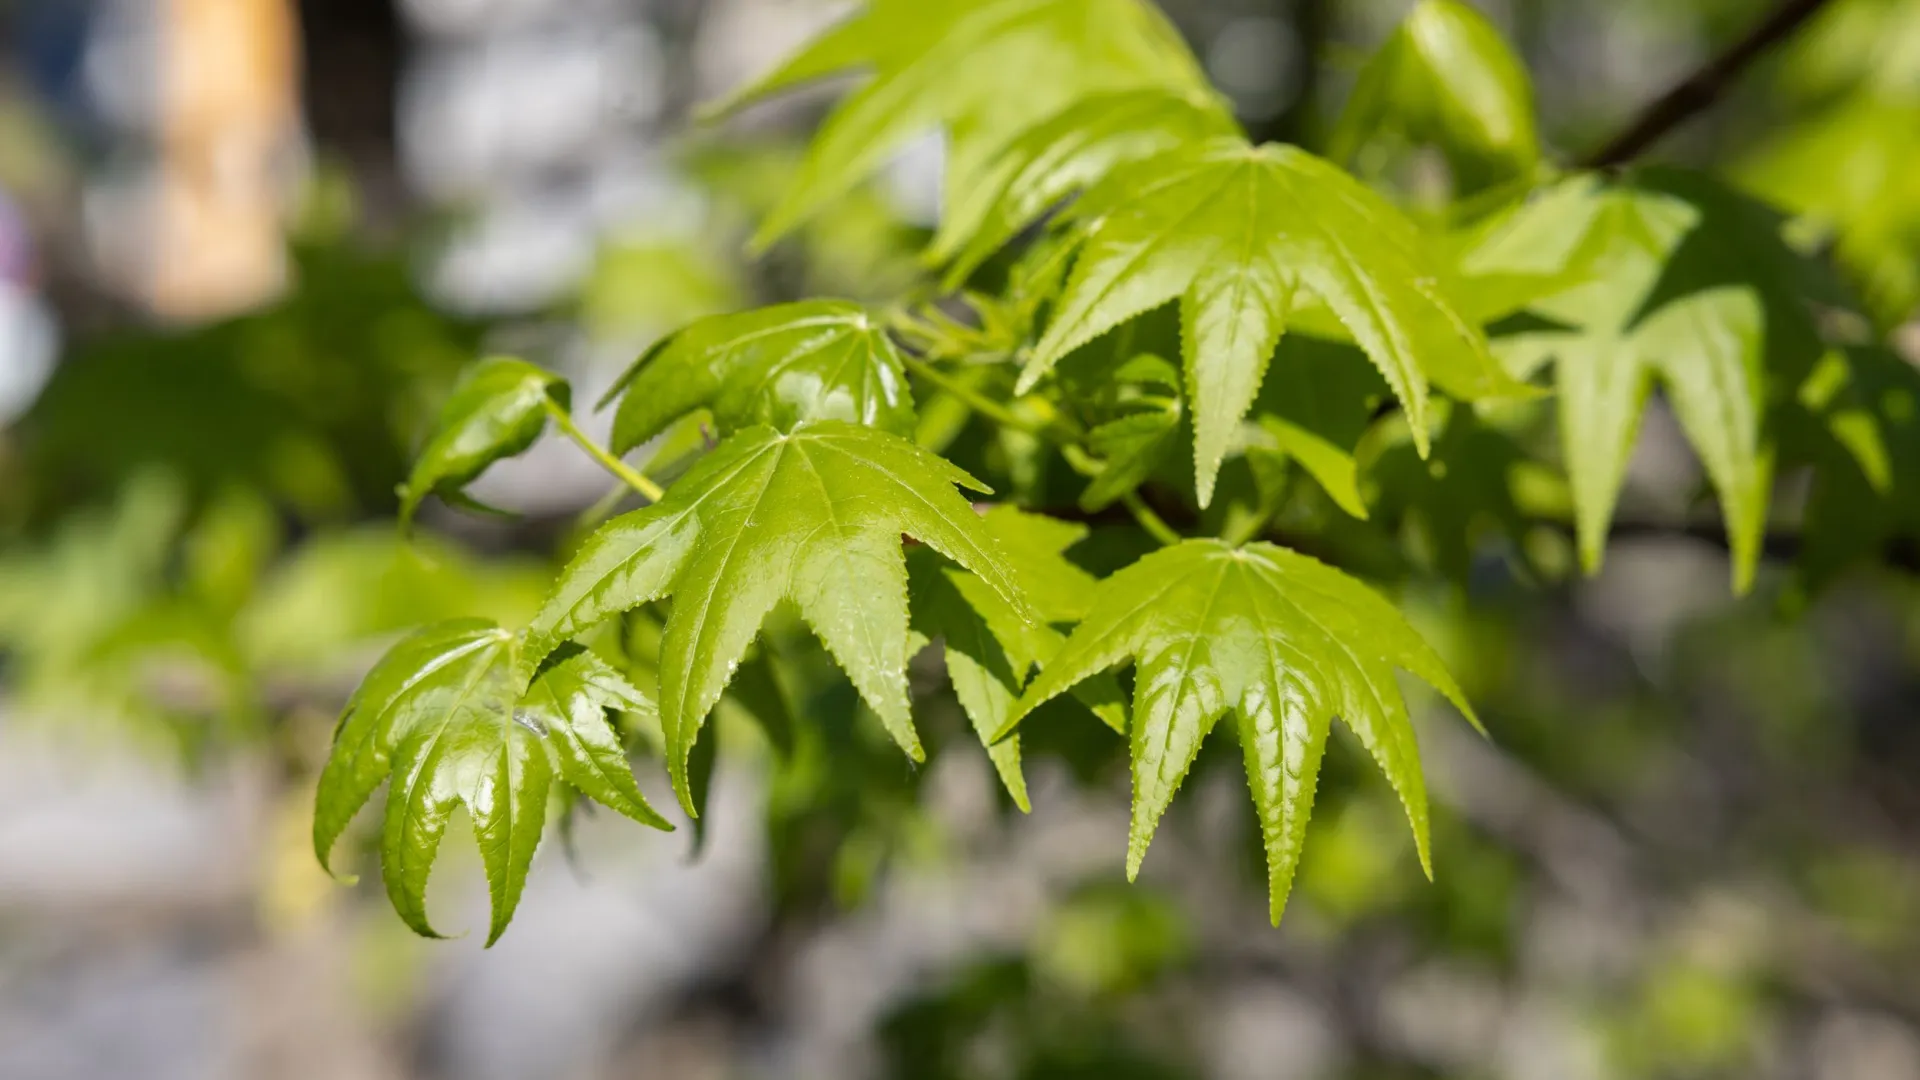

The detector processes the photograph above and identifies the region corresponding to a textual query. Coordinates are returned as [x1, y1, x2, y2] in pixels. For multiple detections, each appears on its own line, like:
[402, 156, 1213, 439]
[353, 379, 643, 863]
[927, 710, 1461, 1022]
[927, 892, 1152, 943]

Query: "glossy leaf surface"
[525, 422, 1033, 813]
[1003, 540, 1475, 923]
[1022, 137, 1524, 506]
[399, 358, 567, 529]
[605, 301, 915, 455]
[313, 621, 670, 944]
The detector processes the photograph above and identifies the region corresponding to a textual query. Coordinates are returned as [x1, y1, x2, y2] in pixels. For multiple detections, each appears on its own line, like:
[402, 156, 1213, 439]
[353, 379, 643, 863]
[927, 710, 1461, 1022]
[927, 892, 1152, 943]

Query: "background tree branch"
[1582, 0, 1835, 167]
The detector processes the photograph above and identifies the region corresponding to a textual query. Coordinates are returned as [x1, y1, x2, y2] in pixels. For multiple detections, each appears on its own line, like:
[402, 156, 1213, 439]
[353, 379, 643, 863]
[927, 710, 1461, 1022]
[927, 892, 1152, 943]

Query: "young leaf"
[1021, 136, 1526, 507]
[932, 87, 1241, 285]
[1066, 350, 1188, 512]
[314, 621, 671, 945]
[604, 301, 915, 455]
[999, 539, 1476, 924]
[399, 358, 567, 530]
[1471, 169, 1833, 590]
[1329, 0, 1539, 194]
[707, 0, 1208, 248]
[523, 421, 1034, 814]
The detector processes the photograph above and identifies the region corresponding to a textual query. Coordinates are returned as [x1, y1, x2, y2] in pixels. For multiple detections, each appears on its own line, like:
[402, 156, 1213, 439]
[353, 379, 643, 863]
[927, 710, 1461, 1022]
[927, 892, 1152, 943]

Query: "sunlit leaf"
[604, 301, 915, 455]
[399, 357, 567, 530]
[1001, 539, 1476, 923]
[1021, 136, 1527, 506]
[709, 0, 1208, 249]
[933, 87, 1240, 284]
[313, 621, 671, 944]
[524, 422, 1033, 813]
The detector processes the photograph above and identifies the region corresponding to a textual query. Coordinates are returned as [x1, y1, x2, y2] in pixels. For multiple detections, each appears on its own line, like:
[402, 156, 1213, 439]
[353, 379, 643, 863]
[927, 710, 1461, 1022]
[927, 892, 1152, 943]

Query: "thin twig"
[900, 354, 1049, 437]
[545, 401, 666, 503]
[1582, 0, 1835, 168]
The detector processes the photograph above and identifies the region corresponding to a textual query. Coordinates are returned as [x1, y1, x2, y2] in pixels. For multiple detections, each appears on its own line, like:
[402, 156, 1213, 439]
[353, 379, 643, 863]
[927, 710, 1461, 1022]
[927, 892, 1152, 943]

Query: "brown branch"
[1581, 0, 1835, 168]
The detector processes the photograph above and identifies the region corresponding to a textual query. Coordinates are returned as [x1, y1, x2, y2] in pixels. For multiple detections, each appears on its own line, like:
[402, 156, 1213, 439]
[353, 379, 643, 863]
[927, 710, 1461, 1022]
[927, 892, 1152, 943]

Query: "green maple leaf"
[399, 357, 567, 530]
[523, 421, 1034, 814]
[931, 87, 1240, 285]
[909, 508, 1127, 811]
[1328, 0, 1540, 194]
[1020, 136, 1526, 507]
[603, 301, 915, 456]
[707, 0, 1207, 249]
[313, 620, 671, 944]
[1468, 168, 1841, 591]
[998, 539, 1476, 924]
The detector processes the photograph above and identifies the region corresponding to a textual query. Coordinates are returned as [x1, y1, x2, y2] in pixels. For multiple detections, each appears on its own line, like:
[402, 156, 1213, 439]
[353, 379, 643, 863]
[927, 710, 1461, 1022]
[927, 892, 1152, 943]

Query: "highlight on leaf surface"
[706, 0, 1209, 249]
[932, 87, 1241, 285]
[398, 357, 567, 530]
[603, 300, 915, 456]
[1329, 0, 1540, 194]
[1467, 168, 1845, 591]
[1020, 136, 1529, 507]
[313, 620, 671, 945]
[523, 421, 1036, 816]
[998, 539, 1477, 924]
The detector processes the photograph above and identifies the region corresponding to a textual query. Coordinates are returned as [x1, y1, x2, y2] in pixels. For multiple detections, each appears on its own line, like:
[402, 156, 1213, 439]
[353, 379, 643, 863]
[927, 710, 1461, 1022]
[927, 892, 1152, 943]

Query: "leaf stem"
[902, 334, 1177, 546]
[901, 354, 1053, 437]
[1120, 493, 1183, 547]
[545, 401, 666, 503]
[1058, 443, 1182, 547]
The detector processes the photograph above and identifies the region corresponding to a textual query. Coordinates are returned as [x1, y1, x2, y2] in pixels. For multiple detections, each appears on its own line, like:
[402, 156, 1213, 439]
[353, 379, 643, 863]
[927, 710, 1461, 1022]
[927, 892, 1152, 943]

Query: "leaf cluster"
[313, 0, 1920, 943]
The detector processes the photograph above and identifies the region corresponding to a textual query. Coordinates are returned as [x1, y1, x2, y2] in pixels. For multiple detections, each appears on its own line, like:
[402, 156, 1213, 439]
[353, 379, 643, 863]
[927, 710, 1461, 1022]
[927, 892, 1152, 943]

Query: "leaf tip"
[1012, 365, 1045, 397]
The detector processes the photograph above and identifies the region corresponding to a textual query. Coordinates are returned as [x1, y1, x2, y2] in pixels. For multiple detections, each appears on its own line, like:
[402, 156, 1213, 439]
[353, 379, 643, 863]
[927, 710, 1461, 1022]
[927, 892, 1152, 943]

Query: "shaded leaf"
[1797, 346, 1920, 588]
[1252, 336, 1391, 520]
[911, 508, 1130, 809]
[1082, 405, 1185, 511]
[1001, 539, 1475, 923]
[1364, 401, 1542, 581]
[1469, 168, 1837, 591]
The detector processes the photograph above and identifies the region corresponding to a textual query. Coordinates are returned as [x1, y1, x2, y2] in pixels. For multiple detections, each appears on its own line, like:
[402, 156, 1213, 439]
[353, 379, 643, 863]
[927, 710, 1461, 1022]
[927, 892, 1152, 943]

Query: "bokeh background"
[2, 1, 1919, 1078]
